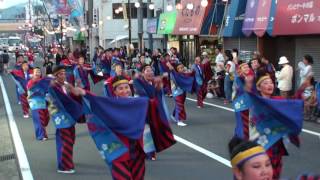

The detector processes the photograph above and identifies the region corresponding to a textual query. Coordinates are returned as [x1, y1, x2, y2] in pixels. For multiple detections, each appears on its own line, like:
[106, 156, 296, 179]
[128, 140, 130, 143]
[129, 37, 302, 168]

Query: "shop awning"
[242, 0, 259, 37]
[273, 0, 320, 35]
[201, 0, 225, 35]
[253, 0, 273, 37]
[172, 0, 206, 35]
[223, 0, 247, 37]
[157, 11, 177, 35]
[147, 18, 158, 34]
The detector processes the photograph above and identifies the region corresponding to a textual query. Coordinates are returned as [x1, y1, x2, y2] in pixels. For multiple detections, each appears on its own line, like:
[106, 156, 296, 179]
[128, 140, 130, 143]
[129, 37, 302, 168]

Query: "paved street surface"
[1, 57, 320, 180]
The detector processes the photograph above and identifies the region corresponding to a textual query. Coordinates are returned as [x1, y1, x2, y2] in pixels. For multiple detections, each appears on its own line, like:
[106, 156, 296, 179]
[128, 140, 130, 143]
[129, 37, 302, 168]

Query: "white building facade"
[92, 0, 168, 50]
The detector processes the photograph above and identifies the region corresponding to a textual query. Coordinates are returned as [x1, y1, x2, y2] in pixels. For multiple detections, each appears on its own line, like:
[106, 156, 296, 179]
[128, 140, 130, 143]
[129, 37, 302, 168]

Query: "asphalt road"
[1, 57, 320, 180]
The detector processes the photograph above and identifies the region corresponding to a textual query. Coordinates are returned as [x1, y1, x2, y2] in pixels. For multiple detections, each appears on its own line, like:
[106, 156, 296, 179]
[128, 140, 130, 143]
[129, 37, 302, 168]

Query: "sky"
[0, 0, 27, 9]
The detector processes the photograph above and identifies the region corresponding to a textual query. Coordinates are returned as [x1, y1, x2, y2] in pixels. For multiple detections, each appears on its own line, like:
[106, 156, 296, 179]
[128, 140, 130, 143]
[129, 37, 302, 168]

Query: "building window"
[112, 3, 154, 19]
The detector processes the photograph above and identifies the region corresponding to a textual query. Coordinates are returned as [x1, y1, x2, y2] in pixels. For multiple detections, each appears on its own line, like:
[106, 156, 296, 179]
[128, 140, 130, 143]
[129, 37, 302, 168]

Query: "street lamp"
[148, 3, 155, 10]
[166, 4, 173, 11]
[186, 3, 194, 10]
[201, 0, 209, 7]
[134, 2, 140, 8]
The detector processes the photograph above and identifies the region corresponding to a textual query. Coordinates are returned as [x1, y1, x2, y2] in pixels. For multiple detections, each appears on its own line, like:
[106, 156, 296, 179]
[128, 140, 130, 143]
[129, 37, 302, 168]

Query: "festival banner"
[253, 0, 273, 37]
[242, 0, 260, 37]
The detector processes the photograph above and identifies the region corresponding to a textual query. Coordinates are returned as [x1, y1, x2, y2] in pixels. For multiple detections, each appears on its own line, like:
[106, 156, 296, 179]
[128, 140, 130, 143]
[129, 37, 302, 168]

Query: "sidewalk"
[0, 82, 20, 180]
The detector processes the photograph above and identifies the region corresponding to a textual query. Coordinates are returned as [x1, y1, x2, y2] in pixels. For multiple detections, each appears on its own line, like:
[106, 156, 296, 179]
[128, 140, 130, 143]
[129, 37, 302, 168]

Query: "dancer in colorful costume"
[27, 67, 51, 141]
[133, 65, 176, 160]
[10, 61, 33, 118]
[47, 65, 83, 174]
[166, 62, 195, 126]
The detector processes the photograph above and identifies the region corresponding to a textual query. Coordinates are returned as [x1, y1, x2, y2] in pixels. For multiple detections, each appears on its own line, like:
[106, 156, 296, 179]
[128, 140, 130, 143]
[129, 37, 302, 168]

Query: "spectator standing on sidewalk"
[224, 50, 235, 104]
[1, 49, 9, 74]
[276, 56, 293, 98]
[297, 54, 314, 86]
[215, 46, 225, 98]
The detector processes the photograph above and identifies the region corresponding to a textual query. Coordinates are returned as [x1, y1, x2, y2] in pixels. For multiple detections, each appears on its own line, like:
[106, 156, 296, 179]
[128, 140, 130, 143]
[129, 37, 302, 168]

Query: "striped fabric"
[173, 93, 187, 121]
[20, 94, 29, 116]
[56, 126, 76, 171]
[266, 141, 287, 180]
[241, 110, 250, 140]
[197, 84, 207, 107]
[111, 141, 145, 180]
[149, 99, 176, 152]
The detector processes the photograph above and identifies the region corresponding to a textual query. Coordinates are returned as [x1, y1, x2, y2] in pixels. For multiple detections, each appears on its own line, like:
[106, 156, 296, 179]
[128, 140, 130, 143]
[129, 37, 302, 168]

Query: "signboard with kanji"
[273, 0, 320, 35]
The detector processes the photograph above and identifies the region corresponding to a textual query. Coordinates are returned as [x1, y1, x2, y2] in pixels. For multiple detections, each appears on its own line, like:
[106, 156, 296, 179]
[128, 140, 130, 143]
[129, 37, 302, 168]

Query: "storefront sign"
[223, 0, 247, 37]
[173, 0, 206, 35]
[242, 0, 260, 37]
[147, 18, 158, 34]
[273, 0, 320, 35]
[157, 12, 177, 35]
[253, 0, 273, 37]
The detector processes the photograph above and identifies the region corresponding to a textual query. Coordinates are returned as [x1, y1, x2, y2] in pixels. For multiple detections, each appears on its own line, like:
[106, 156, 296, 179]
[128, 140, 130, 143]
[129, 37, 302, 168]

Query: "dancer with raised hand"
[166, 62, 195, 126]
[47, 65, 83, 174]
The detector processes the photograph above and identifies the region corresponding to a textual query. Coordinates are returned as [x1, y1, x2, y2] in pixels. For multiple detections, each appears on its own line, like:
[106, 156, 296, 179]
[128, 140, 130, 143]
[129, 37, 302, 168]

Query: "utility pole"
[147, 0, 153, 50]
[137, 0, 143, 53]
[59, 15, 64, 55]
[128, 0, 132, 57]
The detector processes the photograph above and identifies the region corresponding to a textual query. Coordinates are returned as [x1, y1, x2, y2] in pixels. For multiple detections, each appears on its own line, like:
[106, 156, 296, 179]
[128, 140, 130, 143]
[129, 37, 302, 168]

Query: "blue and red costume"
[133, 77, 176, 152]
[11, 69, 33, 116]
[170, 70, 195, 122]
[99, 56, 112, 79]
[83, 93, 148, 180]
[47, 81, 83, 172]
[60, 58, 76, 85]
[191, 61, 212, 107]
[27, 78, 50, 140]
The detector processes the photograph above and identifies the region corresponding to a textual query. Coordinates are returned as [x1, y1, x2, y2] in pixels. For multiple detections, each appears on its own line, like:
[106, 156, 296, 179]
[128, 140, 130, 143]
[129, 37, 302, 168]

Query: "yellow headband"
[231, 146, 266, 168]
[256, 75, 271, 87]
[112, 79, 129, 88]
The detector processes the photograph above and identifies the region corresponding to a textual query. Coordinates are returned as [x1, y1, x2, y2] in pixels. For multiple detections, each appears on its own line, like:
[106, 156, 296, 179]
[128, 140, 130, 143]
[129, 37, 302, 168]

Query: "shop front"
[224, 0, 320, 88]
[223, 0, 258, 62]
[273, 0, 320, 87]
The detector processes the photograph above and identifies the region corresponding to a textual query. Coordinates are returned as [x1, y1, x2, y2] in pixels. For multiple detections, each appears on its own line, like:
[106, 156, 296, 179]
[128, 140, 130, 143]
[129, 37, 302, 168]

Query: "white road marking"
[174, 135, 231, 167]
[0, 76, 34, 180]
[187, 97, 320, 137]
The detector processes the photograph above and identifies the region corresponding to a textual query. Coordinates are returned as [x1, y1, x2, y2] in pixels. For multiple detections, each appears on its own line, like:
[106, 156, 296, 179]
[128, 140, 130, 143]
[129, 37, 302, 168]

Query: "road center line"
[174, 135, 231, 167]
[0, 76, 34, 180]
[186, 97, 320, 137]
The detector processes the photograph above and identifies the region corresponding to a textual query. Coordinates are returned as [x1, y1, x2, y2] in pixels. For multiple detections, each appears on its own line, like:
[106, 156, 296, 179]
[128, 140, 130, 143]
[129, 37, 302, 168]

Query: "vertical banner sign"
[173, 0, 206, 35]
[157, 12, 177, 34]
[273, 0, 320, 35]
[242, 0, 260, 37]
[253, 0, 272, 37]
[147, 18, 158, 34]
[266, 0, 277, 36]
[223, 0, 248, 37]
